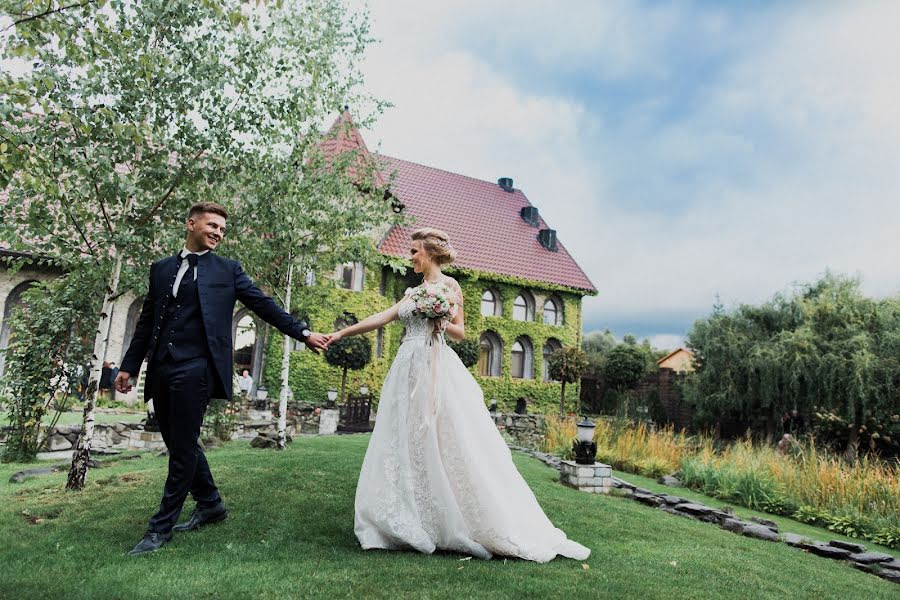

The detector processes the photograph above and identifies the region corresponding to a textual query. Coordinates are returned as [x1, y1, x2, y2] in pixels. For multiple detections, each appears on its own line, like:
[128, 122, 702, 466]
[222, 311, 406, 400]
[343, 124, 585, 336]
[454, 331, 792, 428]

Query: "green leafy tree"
[0, 0, 385, 486]
[1, 271, 97, 462]
[685, 272, 900, 453]
[582, 329, 616, 378]
[547, 346, 587, 416]
[449, 338, 479, 368]
[603, 345, 649, 391]
[324, 336, 372, 404]
[224, 113, 403, 449]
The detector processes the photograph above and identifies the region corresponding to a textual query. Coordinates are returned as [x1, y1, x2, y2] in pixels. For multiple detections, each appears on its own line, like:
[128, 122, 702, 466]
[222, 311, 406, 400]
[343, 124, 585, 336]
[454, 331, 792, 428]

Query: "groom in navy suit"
[116, 202, 327, 556]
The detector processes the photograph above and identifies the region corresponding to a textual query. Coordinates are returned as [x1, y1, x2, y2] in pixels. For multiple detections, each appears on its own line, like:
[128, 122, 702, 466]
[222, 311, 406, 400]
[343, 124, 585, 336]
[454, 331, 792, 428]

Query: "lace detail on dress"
[398, 290, 433, 340]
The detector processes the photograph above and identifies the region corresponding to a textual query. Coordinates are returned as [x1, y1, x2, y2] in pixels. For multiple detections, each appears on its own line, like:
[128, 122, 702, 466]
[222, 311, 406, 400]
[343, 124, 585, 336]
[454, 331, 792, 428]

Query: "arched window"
[511, 336, 534, 379]
[512, 291, 534, 322]
[336, 261, 364, 291]
[121, 296, 146, 361]
[480, 290, 500, 317]
[543, 297, 562, 326]
[233, 312, 258, 376]
[477, 331, 502, 377]
[0, 280, 38, 377]
[542, 338, 563, 382]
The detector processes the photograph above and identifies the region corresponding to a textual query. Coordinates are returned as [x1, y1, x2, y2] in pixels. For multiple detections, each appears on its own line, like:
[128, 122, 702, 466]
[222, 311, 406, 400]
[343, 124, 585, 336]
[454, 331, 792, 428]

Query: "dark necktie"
[177, 254, 198, 296]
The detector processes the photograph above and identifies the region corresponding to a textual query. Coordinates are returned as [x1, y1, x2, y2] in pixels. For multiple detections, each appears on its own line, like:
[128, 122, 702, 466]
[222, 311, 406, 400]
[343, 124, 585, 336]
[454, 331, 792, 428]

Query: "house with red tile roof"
[285, 111, 597, 413]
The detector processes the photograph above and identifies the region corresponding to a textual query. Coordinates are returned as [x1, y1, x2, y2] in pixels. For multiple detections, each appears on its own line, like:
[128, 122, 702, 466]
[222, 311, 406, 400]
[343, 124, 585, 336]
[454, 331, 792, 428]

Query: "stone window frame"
[335, 261, 365, 292]
[0, 279, 39, 377]
[511, 335, 534, 380]
[542, 338, 563, 382]
[542, 296, 563, 326]
[512, 290, 535, 322]
[480, 288, 502, 317]
[477, 330, 503, 377]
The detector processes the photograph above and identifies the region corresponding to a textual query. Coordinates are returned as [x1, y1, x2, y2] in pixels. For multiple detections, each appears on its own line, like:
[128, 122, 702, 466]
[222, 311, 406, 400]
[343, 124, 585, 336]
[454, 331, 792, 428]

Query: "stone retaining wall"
[1, 410, 546, 454]
[491, 413, 545, 448]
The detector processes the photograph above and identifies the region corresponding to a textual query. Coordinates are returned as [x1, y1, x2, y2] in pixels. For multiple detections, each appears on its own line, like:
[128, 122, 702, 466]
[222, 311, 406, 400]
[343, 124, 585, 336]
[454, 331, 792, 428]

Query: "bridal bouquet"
[410, 282, 458, 321]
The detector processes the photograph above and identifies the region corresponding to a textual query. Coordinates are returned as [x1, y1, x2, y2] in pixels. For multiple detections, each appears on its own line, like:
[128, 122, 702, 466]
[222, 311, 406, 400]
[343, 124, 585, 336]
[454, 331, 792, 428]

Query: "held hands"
[305, 332, 329, 353]
[115, 371, 133, 394]
[321, 330, 343, 350]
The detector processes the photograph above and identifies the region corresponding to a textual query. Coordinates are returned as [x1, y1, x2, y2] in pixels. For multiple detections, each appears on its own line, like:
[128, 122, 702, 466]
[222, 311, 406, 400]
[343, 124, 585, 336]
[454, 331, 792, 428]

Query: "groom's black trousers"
[147, 355, 222, 534]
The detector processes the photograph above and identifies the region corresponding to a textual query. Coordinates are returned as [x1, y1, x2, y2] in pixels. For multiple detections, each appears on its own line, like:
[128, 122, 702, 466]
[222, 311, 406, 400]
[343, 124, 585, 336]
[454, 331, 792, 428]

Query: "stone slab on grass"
[743, 524, 780, 542]
[828, 540, 867, 553]
[802, 543, 852, 560]
[848, 552, 894, 564]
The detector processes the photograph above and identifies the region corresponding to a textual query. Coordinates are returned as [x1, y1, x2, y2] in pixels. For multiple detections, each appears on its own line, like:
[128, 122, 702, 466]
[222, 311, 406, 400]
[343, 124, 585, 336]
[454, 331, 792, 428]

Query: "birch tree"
[0, 0, 386, 485]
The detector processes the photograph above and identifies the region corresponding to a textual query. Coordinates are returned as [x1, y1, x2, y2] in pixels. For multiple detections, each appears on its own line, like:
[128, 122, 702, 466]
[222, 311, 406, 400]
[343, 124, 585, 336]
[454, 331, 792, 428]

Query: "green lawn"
[0, 436, 896, 600]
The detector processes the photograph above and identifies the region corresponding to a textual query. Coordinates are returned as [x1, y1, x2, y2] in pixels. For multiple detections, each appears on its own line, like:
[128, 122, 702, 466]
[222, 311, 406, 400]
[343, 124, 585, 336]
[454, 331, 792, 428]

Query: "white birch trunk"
[66, 250, 123, 490]
[277, 260, 293, 450]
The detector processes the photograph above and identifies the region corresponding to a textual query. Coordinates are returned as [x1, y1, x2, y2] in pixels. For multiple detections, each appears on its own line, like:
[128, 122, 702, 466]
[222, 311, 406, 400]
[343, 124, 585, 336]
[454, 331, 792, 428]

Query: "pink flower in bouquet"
[410, 282, 457, 320]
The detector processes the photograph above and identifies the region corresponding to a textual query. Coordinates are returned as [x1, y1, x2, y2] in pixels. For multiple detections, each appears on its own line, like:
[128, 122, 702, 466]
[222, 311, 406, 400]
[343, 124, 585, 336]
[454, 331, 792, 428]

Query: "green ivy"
[261, 259, 589, 414]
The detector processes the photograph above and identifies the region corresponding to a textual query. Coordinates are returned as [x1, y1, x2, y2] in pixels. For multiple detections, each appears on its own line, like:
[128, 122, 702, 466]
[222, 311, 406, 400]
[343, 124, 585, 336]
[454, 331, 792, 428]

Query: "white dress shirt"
[172, 248, 210, 297]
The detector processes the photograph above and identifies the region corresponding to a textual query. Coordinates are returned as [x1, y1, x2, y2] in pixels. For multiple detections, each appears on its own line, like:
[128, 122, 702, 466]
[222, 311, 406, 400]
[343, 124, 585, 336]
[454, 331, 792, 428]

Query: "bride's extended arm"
[444, 306, 464, 341]
[327, 300, 403, 343]
[440, 278, 465, 341]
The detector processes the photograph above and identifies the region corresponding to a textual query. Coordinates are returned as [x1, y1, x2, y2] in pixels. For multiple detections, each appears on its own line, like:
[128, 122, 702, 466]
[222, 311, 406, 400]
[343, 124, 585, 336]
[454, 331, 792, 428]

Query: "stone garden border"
[509, 445, 899, 586]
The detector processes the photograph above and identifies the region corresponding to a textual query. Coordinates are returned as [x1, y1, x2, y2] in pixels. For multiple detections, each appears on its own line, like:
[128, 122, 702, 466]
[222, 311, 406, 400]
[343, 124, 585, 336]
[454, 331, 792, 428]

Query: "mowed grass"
[0, 436, 896, 600]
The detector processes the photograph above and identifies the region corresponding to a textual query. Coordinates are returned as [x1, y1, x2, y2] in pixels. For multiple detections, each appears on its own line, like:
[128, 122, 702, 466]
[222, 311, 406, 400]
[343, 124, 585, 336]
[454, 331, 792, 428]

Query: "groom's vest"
[152, 268, 209, 364]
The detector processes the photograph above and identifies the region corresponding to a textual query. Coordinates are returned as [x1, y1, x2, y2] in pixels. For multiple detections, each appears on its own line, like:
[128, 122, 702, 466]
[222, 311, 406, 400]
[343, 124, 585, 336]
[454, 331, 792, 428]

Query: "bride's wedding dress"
[354, 284, 590, 563]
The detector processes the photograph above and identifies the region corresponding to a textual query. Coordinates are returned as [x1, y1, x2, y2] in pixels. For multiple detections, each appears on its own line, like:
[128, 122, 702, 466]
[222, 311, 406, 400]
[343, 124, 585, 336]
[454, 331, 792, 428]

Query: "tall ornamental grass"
[542, 416, 691, 478]
[541, 416, 900, 548]
[680, 437, 900, 548]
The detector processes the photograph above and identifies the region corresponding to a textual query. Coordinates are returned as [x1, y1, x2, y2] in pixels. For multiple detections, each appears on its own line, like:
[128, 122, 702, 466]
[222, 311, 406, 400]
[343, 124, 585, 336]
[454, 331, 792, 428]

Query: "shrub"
[1, 274, 97, 462]
[448, 338, 479, 368]
[324, 336, 372, 403]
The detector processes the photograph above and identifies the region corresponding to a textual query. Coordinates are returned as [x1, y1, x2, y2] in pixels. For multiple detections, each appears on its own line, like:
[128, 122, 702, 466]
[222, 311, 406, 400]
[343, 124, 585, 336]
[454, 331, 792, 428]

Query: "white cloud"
[357, 1, 900, 339]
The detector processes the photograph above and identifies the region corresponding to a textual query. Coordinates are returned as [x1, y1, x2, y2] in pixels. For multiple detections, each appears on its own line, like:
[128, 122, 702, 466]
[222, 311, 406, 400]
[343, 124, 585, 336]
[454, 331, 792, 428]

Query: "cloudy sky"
[355, 0, 900, 349]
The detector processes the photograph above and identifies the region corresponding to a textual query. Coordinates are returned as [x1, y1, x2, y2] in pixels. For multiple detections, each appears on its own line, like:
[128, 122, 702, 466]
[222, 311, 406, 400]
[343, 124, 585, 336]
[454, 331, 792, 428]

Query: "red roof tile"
[377, 156, 597, 293]
[319, 110, 387, 189]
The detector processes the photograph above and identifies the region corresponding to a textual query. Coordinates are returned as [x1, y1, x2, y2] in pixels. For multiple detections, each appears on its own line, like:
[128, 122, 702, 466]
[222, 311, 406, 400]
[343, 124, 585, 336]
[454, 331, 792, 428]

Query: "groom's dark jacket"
[121, 251, 310, 401]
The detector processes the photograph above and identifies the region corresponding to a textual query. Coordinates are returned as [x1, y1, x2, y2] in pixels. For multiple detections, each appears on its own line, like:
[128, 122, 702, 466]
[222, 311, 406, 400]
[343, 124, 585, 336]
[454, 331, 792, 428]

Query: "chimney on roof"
[538, 228, 558, 252]
[497, 177, 514, 192]
[520, 206, 540, 227]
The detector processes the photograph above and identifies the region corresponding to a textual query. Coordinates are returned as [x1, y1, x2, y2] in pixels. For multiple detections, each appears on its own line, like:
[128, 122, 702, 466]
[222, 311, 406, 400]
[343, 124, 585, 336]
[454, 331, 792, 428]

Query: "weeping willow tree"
[684, 273, 900, 453]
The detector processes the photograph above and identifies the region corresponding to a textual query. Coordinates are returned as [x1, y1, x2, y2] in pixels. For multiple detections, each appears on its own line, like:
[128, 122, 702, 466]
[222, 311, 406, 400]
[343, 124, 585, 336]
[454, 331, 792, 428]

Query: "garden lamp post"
[573, 418, 597, 465]
[326, 388, 338, 408]
[359, 385, 369, 396]
[254, 386, 269, 410]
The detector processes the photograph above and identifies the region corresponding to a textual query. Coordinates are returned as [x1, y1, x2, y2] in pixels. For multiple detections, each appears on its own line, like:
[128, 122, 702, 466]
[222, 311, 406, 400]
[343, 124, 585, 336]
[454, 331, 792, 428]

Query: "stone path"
[509, 446, 899, 586]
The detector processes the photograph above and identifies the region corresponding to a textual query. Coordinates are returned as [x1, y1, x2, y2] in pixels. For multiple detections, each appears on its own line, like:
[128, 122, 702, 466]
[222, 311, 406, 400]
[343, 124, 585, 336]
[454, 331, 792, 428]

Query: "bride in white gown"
[323, 228, 590, 563]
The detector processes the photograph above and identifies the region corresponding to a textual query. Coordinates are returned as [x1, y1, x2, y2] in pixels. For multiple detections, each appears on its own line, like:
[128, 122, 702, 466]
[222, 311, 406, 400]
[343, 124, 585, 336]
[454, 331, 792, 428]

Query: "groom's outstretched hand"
[305, 332, 328, 353]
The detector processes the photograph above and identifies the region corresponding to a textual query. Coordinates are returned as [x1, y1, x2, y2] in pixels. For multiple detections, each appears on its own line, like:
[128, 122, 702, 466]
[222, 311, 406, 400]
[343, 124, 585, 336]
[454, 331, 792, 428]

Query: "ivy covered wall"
[261, 259, 591, 415]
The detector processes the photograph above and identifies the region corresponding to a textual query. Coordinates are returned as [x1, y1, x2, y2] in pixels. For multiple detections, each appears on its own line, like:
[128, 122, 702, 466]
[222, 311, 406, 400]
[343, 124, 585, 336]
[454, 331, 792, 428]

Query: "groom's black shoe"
[173, 503, 228, 532]
[128, 531, 172, 556]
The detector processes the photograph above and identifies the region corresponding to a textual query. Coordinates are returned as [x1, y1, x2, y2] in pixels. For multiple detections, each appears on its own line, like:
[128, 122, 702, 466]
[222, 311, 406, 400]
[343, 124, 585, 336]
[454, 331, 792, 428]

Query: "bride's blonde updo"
[411, 227, 457, 266]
